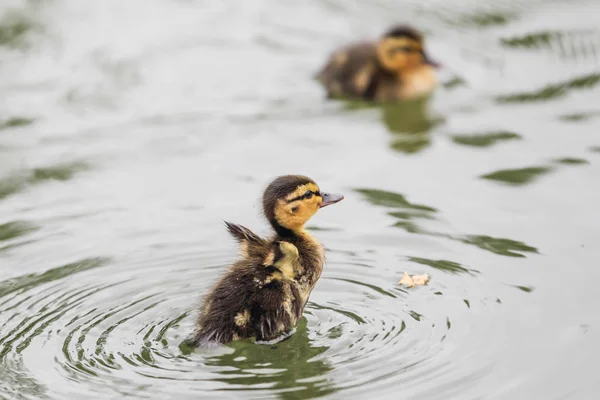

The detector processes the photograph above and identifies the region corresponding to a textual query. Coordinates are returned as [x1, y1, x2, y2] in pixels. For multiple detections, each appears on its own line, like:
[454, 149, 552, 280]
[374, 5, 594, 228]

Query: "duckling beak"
[320, 192, 344, 208]
[423, 52, 442, 68]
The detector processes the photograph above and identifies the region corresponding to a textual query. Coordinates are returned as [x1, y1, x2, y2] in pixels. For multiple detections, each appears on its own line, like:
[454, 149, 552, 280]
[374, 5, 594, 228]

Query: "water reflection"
[559, 111, 600, 122]
[456, 10, 516, 28]
[381, 98, 443, 154]
[355, 188, 539, 258]
[204, 318, 335, 399]
[0, 117, 35, 131]
[341, 97, 442, 154]
[408, 257, 477, 276]
[0, 257, 108, 298]
[507, 284, 534, 293]
[496, 73, 600, 103]
[480, 166, 553, 186]
[451, 131, 521, 148]
[0, 221, 37, 243]
[0, 162, 89, 200]
[354, 188, 436, 212]
[0, 10, 35, 47]
[553, 157, 589, 165]
[501, 31, 560, 49]
[355, 188, 436, 234]
[0, 221, 38, 253]
[443, 76, 466, 90]
[501, 28, 600, 61]
[458, 235, 537, 258]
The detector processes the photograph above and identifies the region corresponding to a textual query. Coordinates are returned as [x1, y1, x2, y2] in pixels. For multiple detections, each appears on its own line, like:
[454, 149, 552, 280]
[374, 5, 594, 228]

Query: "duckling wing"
[316, 41, 379, 99]
[261, 241, 300, 280]
[224, 221, 268, 258]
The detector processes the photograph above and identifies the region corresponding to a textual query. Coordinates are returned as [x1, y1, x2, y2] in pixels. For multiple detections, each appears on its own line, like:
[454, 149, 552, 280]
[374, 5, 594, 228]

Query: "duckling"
[190, 175, 343, 347]
[316, 25, 440, 103]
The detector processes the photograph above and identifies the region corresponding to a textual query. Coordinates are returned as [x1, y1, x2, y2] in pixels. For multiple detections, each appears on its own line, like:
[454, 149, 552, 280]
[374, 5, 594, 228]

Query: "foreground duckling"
[316, 25, 440, 102]
[190, 175, 343, 347]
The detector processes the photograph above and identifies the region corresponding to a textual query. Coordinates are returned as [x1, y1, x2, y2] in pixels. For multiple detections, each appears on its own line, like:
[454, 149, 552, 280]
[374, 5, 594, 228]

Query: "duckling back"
[191, 235, 305, 347]
[316, 41, 379, 100]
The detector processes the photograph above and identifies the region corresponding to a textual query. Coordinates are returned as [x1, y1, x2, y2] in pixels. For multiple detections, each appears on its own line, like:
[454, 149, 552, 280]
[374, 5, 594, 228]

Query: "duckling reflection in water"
[316, 25, 440, 103]
[190, 175, 343, 347]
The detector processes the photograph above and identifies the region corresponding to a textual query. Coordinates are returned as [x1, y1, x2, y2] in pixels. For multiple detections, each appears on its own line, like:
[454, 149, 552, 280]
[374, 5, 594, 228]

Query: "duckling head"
[263, 175, 344, 236]
[376, 25, 440, 75]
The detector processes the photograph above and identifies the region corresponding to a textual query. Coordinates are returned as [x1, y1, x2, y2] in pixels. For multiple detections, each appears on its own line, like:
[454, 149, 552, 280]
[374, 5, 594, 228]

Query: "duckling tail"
[224, 221, 267, 247]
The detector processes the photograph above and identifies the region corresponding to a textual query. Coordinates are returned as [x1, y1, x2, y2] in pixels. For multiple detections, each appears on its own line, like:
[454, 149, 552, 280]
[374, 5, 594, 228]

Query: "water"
[1, 0, 600, 398]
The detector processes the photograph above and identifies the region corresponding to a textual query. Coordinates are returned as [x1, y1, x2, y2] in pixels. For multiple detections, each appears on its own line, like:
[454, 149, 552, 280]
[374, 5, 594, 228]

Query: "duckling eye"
[304, 191, 313, 200]
[389, 46, 415, 56]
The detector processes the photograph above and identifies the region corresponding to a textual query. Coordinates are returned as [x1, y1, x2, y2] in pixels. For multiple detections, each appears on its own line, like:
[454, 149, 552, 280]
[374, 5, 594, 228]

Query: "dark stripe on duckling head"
[383, 25, 423, 42]
[382, 25, 440, 68]
[285, 190, 321, 203]
[376, 26, 428, 74]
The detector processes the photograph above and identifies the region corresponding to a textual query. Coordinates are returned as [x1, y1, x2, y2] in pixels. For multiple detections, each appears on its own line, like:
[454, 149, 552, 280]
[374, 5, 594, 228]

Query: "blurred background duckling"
[190, 175, 343, 347]
[316, 25, 441, 103]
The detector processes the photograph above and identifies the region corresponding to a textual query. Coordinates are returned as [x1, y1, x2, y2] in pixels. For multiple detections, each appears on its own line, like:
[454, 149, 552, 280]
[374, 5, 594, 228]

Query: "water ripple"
[0, 242, 502, 399]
